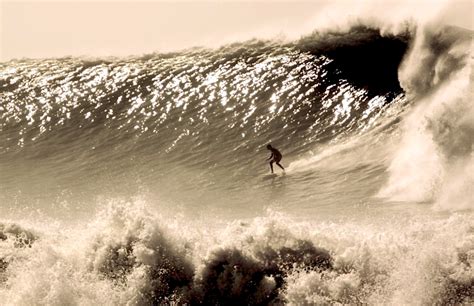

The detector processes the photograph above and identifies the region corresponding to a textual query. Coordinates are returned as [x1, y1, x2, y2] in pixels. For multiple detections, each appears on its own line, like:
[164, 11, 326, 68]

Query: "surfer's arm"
[267, 153, 274, 161]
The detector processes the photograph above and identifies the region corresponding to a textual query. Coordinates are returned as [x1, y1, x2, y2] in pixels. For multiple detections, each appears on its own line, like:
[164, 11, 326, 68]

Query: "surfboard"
[262, 172, 286, 180]
[262, 173, 278, 178]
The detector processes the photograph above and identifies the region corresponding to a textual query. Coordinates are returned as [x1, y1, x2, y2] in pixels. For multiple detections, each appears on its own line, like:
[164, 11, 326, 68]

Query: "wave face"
[0, 23, 473, 304]
[0, 27, 409, 214]
[0, 27, 406, 158]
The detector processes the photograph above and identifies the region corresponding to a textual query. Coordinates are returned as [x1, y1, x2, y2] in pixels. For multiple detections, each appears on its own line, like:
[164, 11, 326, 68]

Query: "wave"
[1, 23, 471, 212]
[0, 26, 413, 215]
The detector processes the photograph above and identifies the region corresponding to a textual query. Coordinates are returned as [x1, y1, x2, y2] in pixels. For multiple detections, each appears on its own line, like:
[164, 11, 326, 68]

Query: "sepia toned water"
[0, 25, 472, 304]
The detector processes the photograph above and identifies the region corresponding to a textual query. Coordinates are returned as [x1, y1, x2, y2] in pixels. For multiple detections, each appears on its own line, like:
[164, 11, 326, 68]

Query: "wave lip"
[298, 26, 410, 97]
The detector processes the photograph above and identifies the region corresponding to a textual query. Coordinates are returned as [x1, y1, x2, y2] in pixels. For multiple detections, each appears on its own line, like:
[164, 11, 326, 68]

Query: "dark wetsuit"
[268, 147, 284, 173]
[269, 148, 282, 163]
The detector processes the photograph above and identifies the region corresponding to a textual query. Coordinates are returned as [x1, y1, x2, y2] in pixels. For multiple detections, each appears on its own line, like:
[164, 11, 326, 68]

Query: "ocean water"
[0, 23, 473, 305]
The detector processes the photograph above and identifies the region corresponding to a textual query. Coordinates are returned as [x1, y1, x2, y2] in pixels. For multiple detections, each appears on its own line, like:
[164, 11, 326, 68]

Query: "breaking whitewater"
[1, 18, 473, 306]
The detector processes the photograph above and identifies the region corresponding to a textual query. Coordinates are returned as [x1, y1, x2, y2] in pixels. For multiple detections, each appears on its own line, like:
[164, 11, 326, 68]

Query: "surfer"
[266, 144, 285, 173]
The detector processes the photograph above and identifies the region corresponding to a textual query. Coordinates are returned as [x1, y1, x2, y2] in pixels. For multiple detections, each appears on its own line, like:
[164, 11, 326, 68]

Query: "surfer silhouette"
[266, 144, 285, 173]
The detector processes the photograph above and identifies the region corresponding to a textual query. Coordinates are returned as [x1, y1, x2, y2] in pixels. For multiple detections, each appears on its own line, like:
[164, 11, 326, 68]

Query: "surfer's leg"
[269, 161, 274, 173]
[276, 162, 285, 171]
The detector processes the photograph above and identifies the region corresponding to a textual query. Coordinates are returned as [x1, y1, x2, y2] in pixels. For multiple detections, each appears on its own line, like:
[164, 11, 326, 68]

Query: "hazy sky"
[1, 0, 472, 61]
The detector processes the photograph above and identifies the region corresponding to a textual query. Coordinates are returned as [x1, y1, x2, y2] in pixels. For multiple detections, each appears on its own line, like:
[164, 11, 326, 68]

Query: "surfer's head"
[267, 144, 272, 150]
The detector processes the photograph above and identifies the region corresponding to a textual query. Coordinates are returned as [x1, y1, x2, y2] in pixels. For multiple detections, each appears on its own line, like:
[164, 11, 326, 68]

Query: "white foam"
[1, 202, 472, 305]
[380, 26, 473, 210]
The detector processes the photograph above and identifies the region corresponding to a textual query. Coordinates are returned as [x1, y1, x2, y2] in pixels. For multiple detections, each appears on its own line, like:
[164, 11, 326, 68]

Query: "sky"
[1, 0, 472, 61]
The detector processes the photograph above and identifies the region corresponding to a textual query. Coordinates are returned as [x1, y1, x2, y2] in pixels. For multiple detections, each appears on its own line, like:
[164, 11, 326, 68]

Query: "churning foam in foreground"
[0, 202, 473, 305]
